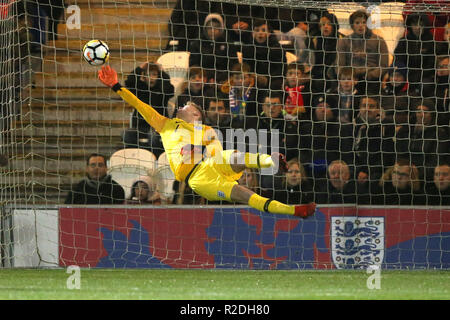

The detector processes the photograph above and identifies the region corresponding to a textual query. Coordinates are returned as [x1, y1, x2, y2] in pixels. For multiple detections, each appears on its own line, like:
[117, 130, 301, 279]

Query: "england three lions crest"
[331, 217, 384, 269]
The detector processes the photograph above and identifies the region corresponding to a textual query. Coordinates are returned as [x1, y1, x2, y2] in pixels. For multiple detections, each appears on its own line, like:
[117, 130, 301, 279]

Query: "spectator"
[126, 175, 162, 205]
[257, 90, 297, 158]
[395, 97, 450, 180]
[276, 10, 315, 74]
[353, 96, 396, 191]
[222, 3, 253, 46]
[257, 91, 298, 191]
[434, 55, 450, 125]
[393, 14, 436, 96]
[65, 154, 125, 205]
[327, 67, 361, 124]
[372, 158, 425, 206]
[384, 95, 410, 132]
[169, 66, 209, 116]
[403, 0, 450, 42]
[242, 18, 286, 89]
[124, 62, 174, 117]
[381, 63, 409, 98]
[303, 94, 353, 182]
[316, 160, 357, 205]
[380, 64, 409, 124]
[238, 168, 260, 194]
[220, 62, 258, 130]
[204, 93, 231, 139]
[283, 63, 312, 121]
[273, 158, 314, 204]
[425, 162, 450, 206]
[309, 10, 345, 91]
[166, 0, 211, 51]
[337, 10, 389, 93]
[122, 62, 174, 156]
[37, 0, 65, 41]
[24, 0, 65, 51]
[188, 13, 238, 84]
[436, 21, 450, 55]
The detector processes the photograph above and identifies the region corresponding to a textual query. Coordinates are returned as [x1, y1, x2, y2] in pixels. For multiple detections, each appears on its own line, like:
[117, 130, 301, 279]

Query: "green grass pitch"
[0, 269, 449, 300]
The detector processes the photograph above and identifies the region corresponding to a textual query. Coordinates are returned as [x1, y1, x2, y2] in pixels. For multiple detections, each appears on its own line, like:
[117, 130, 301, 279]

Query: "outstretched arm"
[98, 65, 168, 133]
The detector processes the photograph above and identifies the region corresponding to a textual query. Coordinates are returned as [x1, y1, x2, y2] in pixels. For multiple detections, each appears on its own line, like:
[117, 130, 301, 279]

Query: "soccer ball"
[82, 40, 110, 66]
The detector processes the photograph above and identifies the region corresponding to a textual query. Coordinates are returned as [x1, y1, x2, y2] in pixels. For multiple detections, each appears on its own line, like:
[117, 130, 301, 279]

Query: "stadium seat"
[154, 152, 176, 203]
[108, 148, 157, 199]
[156, 51, 190, 92]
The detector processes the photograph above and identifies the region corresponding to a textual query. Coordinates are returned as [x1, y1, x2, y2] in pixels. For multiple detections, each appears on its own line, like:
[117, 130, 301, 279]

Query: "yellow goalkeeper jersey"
[115, 86, 223, 182]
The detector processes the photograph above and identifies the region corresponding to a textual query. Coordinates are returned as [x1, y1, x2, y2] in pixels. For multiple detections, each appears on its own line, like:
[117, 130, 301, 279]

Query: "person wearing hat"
[189, 13, 238, 84]
[126, 175, 162, 205]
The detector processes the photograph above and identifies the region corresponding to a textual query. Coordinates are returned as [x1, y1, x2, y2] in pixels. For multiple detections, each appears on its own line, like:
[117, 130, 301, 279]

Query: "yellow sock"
[248, 194, 294, 215]
[245, 153, 273, 169]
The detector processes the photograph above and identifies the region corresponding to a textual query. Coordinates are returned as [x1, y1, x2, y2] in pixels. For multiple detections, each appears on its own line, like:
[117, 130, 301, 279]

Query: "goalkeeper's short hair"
[173, 101, 206, 121]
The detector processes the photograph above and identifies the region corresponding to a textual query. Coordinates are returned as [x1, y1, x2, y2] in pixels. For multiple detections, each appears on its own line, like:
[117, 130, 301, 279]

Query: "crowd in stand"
[66, 1, 450, 207]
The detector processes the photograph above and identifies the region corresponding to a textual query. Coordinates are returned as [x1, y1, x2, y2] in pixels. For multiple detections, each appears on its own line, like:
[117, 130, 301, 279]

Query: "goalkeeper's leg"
[230, 184, 316, 218]
[222, 150, 315, 217]
[226, 150, 285, 173]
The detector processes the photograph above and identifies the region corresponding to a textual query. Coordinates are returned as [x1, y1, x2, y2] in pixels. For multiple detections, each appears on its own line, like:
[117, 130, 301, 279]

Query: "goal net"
[0, 0, 449, 269]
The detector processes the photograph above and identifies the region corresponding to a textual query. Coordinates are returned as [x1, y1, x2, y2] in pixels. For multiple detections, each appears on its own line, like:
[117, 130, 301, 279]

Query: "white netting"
[0, 0, 449, 269]
[0, 0, 447, 207]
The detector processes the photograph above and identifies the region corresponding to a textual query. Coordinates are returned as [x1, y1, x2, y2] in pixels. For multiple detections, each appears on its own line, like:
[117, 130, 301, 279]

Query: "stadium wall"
[6, 206, 450, 269]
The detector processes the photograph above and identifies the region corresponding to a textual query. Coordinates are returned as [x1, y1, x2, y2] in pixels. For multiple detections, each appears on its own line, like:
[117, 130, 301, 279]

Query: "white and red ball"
[83, 40, 110, 66]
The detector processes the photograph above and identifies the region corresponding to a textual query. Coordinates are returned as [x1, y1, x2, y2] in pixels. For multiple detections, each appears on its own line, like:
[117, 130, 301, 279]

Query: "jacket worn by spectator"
[353, 118, 396, 182]
[188, 13, 239, 83]
[65, 175, 125, 205]
[393, 14, 436, 88]
[166, 0, 212, 50]
[371, 181, 426, 206]
[315, 179, 357, 205]
[274, 179, 314, 205]
[308, 11, 345, 86]
[395, 124, 450, 176]
[242, 27, 286, 89]
[257, 111, 298, 159]
[337, 29, 389, 82]
[424, 182, 450, 206]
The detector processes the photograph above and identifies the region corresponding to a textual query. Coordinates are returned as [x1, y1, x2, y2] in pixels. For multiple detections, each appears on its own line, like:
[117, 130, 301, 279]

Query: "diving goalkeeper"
[98, 66, 316, 218]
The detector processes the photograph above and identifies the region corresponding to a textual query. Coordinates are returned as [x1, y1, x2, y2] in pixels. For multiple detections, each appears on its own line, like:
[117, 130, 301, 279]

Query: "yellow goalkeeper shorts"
[187, 150, 243, 202]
